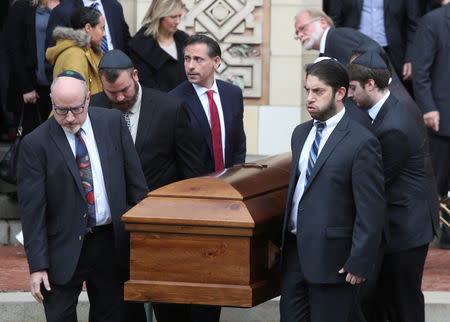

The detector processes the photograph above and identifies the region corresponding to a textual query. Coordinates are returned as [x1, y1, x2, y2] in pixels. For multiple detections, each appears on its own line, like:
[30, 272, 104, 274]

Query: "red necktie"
[206, 90, 224, 171]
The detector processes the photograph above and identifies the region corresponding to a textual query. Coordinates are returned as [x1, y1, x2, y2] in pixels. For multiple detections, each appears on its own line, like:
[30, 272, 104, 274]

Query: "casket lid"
[149, 153, 291, 201]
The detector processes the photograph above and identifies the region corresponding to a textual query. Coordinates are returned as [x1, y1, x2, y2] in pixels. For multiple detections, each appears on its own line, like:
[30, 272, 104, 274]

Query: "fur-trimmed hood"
[46, 26, 96, 65]
[52, 26, 91, 47]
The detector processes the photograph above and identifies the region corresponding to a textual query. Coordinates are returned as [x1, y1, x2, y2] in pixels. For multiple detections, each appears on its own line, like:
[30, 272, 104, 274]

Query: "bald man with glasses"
[17, 70, 148, 321]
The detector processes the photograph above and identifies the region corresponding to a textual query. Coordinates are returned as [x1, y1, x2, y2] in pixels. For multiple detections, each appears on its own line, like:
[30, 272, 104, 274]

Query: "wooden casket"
[122, 153, 291, 308]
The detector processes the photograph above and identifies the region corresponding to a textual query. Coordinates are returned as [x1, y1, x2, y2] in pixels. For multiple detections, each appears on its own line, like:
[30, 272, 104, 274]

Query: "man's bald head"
[50, 76, 90, 134]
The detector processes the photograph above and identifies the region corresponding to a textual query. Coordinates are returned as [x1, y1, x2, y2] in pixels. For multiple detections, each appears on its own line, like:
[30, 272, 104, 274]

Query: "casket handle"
[234, 162, 268, 169]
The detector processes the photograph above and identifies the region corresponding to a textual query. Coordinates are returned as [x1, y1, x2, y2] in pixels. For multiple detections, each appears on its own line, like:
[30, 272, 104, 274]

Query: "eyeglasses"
[52, 97, 86, 116]
[294, 18, 321, 40]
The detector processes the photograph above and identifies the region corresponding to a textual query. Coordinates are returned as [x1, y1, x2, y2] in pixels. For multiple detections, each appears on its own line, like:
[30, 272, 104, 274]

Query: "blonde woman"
[128, 0, 188, 92]
[5, 0, 60, 134]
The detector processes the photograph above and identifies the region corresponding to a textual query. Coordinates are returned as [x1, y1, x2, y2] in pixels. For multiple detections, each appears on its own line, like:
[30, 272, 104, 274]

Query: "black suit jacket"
[128, 29, 188, 92]
[17, 107, 148, 284]
[328, 0, 421, 77]
[412, 4, 450, 137]
[4, 0, 39, 112]
[372, 94, 434, 252]
[170, 80, 246, 173]
[282, 113, 385, 283]
[91, 86, 204, 190]
[45, 0, 131, 52]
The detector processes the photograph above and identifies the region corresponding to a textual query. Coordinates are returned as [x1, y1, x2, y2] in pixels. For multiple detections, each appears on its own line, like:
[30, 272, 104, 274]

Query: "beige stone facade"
[118, 0, 322, 155]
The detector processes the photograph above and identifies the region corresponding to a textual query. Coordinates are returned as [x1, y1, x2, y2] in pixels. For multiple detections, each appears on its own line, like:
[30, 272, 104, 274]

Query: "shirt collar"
[192, 79, 218, 97]
[368, 91, 390, 122]
[315, 106, 345, 129]
[127, 83, 142, 115]
[319, 27, 330, 54]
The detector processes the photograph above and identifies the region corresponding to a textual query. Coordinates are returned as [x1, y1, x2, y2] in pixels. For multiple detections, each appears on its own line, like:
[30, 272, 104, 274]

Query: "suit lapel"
[293, 121, 313, 178]
[371, 94, 392, 130]
[304, 114, 350, 191]
[49, 118, 85, 199]
[184, 83, 214, 159]
[217, 81, 232, 165]
[134, 89, 157, 155]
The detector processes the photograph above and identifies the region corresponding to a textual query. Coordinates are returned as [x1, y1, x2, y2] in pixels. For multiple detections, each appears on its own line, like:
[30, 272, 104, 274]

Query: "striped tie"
[305, 121, 326, 186]
[90, 2, 109, 54]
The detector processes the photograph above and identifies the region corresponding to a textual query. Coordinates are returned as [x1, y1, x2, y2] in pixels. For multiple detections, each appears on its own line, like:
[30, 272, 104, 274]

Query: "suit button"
[79, 235, 82, 240]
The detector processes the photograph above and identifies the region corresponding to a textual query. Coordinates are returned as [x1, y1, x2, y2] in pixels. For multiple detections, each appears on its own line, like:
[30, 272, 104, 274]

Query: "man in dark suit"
[170, 34, 246, 174]
[280, 59, 385, 322]
[326, 0, 421, 85]
[348, 52, 434, 322]
[412, 3, 450, 249]
[92, 49, 204, 191]
[156, 34, 245, 322]
[90, 49, 204, 321]
[17, 70, 148, 321]
[294, 8, 439, 234]
[45, 0, 130, 52]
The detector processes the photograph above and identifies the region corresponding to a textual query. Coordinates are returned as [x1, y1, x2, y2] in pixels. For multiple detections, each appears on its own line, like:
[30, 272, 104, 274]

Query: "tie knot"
[75, 129, 83, 137]
[314, 121, 326, 131]
[206, 90, 214, 99]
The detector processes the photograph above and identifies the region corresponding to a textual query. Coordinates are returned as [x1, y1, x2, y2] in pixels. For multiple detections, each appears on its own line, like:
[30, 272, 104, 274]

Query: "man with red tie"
[160, 34, 246, 322]
[170, 34, 246, 174]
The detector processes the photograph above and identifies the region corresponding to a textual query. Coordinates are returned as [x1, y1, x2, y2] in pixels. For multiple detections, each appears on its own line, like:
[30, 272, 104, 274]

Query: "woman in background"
[128, 0, 188, 92]
[5, 0, 60, 134]
[46, 6, 104, 96]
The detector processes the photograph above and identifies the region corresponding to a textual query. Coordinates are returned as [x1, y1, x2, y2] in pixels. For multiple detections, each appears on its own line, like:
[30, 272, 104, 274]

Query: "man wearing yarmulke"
[16, 70, 148, 321]
[348, 52, 434, 322]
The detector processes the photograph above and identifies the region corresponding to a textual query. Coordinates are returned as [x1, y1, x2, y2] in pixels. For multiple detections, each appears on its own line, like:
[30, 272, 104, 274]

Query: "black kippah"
[352, 51, 387, 69]
[98, 49, 133, 69]
[57, 70, 85, 81]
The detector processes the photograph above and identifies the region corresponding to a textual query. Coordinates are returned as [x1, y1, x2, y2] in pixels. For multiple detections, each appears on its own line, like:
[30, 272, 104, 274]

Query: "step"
[0, 292, 449, 322]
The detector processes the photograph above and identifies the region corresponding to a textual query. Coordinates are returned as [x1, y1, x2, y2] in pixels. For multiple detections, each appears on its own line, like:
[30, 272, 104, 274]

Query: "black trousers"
[428, 131, 450, 196]
[361, 244, 429, 322]
[280, 234, 365, 322]
[152, 303, 221, 322]
[42, 225, 122, 322]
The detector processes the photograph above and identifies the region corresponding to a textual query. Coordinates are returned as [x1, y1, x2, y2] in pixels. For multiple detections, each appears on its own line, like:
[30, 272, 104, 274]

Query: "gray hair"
[295, 8, 335, 28]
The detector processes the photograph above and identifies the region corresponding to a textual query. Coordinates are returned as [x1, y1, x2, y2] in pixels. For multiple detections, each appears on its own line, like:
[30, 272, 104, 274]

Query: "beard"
[302, 22, 322, 50]
[62, 124, 81, 134]
[310, 97, 337, 122]
[111, 81, 139, 112]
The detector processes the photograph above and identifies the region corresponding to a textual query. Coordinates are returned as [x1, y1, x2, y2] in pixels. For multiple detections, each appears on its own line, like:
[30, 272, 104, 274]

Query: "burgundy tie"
[206, 90, 224, 171]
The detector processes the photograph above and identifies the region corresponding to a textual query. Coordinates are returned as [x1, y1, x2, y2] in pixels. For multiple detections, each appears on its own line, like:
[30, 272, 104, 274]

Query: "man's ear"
[213, 56, 221, 70]
[335, 86, 347, 101]
[365, 79, 376, 91]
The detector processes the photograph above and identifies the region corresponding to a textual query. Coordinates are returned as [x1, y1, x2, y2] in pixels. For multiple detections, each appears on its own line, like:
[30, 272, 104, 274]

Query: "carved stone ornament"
[180, 0, 265, 98]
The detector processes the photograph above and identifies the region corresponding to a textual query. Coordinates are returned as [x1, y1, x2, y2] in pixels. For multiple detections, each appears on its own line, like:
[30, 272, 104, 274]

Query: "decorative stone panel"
[179, 0, 268, 103]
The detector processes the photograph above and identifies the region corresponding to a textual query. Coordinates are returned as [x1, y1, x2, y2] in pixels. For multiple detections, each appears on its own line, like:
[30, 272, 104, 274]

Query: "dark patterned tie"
[123, 112, 131, 133]
[305, 121, 326, 186]
[206, 90, 224, 171]
[90, 2, 109, 54]
[75, 130, 96, 228]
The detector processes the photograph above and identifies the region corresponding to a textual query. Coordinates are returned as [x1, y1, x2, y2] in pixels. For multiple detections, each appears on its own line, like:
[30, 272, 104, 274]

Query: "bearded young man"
[280, 59, 385, 322]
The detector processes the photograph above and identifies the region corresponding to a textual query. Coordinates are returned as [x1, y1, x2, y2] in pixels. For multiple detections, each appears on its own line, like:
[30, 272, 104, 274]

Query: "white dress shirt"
[64, 115, 112, 226]
[319, 27, 331, 55]
[192, 80, 226, 162]
[368, 91, 390, 123]
[124, 83, 143, 143]
[83, 0, 114, 51]
[289, 108, 346, 233]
